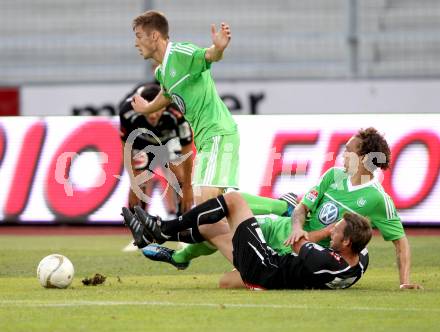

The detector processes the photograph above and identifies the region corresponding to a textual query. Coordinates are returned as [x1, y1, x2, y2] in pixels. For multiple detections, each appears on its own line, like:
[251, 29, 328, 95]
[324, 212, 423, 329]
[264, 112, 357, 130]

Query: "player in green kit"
[234, 128, 421, 289]
[126, 128, 421, 290]
[130, 11, 239, 263]
[284, 127, 422, 290]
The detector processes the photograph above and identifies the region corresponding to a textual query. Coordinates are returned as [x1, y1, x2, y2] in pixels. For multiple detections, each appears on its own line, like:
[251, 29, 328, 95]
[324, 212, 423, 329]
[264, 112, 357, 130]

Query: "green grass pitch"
[0, 233, 439, 332]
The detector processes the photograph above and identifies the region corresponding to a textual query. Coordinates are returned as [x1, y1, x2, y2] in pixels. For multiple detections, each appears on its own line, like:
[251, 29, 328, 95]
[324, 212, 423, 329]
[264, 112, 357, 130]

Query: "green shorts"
[257, 216, 293, 256]
[192, 133, 240, 189]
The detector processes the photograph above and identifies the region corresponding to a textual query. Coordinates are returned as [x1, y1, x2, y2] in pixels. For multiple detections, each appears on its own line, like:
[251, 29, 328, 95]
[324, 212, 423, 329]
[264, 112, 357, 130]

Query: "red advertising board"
[0, 115, 439, 225]
[0, 87, 19, 116]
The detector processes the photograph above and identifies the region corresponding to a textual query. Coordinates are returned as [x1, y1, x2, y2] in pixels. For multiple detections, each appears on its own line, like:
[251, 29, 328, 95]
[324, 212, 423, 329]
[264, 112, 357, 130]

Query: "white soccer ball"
[37, 254, 74, 289]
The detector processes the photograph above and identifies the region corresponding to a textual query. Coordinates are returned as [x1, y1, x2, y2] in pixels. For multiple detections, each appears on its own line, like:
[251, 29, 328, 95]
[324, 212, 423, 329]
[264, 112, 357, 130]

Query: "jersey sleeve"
[190, 47, 211, 75]
[174, 43, 212, 76]
[301, 168, 336, 213]
[370, 193, 405, 241]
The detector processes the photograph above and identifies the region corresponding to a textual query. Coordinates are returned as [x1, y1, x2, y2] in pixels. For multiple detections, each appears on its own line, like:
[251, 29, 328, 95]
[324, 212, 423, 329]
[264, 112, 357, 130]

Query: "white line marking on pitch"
[0, 300, 439, 312]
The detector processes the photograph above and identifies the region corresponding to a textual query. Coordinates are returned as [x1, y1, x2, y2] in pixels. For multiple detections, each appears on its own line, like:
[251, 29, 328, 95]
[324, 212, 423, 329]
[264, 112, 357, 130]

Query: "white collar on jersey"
[161, 41, 173, 78]
[347, 174, 377, 192]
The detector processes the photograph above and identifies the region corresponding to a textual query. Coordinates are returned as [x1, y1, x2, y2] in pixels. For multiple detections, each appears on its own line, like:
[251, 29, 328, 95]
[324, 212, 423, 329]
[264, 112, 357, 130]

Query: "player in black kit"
[123, 191, 372, 290]
[119, 83, 194, 215]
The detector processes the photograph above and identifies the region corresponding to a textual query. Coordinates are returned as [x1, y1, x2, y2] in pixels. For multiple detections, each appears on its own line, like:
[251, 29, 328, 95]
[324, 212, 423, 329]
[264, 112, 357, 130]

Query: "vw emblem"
[318, 202, 339, 225]
[357, 197, 366, 207]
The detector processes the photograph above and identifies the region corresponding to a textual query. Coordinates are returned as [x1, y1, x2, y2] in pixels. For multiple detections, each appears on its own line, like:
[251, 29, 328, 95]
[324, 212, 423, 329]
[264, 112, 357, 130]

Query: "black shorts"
[232, 218, 281, 290]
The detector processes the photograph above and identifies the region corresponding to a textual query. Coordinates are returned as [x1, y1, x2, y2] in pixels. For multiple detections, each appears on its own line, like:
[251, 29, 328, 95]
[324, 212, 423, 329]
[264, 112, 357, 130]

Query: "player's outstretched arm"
[205, 22, 231, 62]
[131, 90, 171, 114]
[393, 237, 423, 290]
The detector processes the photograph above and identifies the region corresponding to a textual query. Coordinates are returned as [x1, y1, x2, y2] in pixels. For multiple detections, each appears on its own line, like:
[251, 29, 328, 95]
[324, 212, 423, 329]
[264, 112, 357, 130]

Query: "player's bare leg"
[146, 191, 252, 262]
[199, 222, 232, 262]
[206, 192, 253, 289]
[221, 191, 254, 233]
[169, 162, 186, 215]
[193, 186, 232, 260]
[218, 270, 245, 289]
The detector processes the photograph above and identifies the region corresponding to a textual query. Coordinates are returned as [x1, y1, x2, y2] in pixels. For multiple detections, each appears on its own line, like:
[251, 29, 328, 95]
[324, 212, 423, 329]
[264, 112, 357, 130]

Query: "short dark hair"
[355, 127, 391, 170]
[342, 212, 372, 254]
[138, 83, 160, 102]
[132, 10, 169, 39]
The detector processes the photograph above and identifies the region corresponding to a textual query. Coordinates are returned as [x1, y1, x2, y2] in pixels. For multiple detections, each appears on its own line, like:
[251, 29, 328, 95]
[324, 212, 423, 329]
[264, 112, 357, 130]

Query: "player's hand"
[325, 223, 337, 236]
[211, 22, 231, 52]
[180, 185, 194, 213]
[131, 94, 150, 114]
[284, 229, 309, 246]
[400, 283, 423, 290]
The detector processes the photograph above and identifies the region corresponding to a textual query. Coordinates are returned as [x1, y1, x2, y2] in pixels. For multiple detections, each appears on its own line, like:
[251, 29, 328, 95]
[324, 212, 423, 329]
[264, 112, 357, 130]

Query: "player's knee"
[218, 275, 236, 289]
[223, 191, 243, 212]
[218, 278, 232, 289]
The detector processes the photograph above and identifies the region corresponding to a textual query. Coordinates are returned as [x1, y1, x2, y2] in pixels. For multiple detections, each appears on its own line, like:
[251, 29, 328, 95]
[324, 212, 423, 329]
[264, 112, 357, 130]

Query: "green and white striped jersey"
[301, 167, 404, 247]
[258, 167, 404, 254]
[155, 42, 237, 149]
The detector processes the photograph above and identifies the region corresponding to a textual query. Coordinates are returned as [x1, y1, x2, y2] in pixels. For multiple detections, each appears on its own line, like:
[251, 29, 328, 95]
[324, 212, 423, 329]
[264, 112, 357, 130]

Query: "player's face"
[134, 26, 157, 59]
[330, 219, 346, 251]
[145, 109, 164, 127]
[343, 136, 362, 175]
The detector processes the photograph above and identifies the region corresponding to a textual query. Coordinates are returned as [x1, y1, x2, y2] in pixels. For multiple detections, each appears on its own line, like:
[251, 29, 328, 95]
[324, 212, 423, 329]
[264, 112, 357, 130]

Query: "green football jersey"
[155, 42, 237, 149]
[259, 167, 405, 253]
[302, 167, 405, 247]
[258, 216, 293, 255]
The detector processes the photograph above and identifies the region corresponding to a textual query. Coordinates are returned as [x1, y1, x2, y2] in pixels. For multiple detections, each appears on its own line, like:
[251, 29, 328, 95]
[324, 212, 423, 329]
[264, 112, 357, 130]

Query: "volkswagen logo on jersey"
[171, 94, 186, 114]
[357, 197, 367, 207]
[318, 202, 339, 225]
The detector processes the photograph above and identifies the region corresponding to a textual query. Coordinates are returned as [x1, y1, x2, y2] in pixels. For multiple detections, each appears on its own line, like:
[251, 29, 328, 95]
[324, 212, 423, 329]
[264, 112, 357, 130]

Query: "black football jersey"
[274, 243, 369, 290]
[119, 88, 192, 151]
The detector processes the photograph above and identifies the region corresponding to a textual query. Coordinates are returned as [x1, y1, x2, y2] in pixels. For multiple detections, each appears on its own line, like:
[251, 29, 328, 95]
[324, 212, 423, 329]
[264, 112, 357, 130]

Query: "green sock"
[172, 242, 217, 264]
[240, 192, 287, 216]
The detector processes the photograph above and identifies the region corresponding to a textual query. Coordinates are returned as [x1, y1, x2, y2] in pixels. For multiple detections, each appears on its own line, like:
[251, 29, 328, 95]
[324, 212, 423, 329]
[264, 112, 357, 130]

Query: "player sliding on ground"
[122, 127, 422, 289]
[122, 192, 371, 290]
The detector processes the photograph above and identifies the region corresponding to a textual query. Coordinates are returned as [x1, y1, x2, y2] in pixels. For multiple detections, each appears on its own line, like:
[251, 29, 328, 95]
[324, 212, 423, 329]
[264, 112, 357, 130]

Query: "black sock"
[161, 195, 228, 235]
[176, 227, 205, 243]
[159, 227, 204, 243]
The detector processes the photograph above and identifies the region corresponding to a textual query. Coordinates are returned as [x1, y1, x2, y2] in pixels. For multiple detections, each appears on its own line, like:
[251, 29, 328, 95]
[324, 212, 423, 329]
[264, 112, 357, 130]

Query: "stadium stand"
[0, 0, 440, 83]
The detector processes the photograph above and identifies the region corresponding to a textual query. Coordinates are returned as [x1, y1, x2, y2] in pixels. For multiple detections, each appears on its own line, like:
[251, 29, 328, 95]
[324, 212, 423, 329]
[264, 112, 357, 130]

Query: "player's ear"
[342, 237, 351, 249]
[151, 30, 160, 41]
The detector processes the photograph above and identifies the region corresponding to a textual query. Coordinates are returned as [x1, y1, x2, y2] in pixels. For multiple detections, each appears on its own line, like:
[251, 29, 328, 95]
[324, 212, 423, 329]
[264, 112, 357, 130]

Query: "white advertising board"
[21, 81, 440, 116]
[0, 114, 439, 225]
